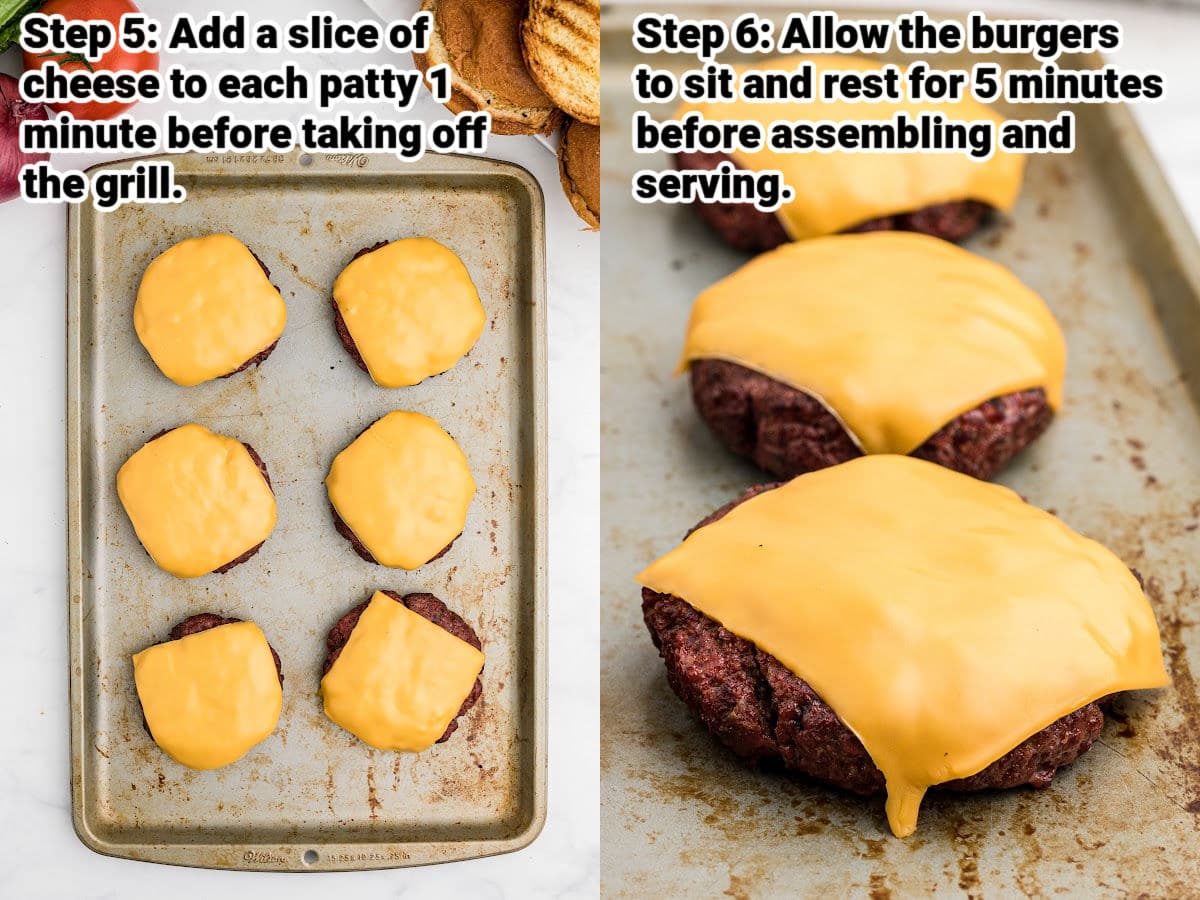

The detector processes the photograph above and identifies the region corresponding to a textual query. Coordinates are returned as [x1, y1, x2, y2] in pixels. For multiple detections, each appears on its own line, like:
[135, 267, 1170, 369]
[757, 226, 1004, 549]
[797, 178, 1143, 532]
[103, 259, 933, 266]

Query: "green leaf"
[0, 0, 45, 53]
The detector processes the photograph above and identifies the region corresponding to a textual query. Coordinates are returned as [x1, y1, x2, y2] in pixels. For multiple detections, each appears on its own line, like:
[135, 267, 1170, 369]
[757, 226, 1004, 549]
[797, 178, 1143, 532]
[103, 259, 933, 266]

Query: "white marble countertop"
[0, 0, 597, 896]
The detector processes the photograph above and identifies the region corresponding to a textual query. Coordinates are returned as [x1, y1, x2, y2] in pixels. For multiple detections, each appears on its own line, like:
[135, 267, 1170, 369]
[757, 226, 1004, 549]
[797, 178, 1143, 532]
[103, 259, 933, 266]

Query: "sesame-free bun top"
[413, 0, 562, 136]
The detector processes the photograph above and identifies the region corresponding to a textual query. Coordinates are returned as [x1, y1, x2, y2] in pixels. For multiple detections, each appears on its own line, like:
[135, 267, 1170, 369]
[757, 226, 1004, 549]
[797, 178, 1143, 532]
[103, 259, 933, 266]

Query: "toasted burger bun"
[521, 0, 599, 126]
[413, 0, 563, 136]
[559, 118, 599, 229]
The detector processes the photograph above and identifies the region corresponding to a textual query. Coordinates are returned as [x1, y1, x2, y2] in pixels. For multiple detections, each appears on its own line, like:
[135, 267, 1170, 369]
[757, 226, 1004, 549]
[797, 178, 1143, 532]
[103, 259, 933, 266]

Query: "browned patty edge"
[322, 590, 483, 744]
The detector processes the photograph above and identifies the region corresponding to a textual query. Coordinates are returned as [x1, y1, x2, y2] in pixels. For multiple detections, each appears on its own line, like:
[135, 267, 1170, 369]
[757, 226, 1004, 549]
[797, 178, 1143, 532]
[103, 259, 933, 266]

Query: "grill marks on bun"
[521, 0, 600, 125]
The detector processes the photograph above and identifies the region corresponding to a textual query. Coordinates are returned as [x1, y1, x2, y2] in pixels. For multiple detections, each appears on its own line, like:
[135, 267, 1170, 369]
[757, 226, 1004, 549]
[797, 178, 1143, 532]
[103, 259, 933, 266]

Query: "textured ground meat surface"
[690, 359, 1053, 481]
[323, 591, 483, 743]
[141, 430, 273, 573]
[675, 151, 991, 251]
[642, 483, 1109, 797]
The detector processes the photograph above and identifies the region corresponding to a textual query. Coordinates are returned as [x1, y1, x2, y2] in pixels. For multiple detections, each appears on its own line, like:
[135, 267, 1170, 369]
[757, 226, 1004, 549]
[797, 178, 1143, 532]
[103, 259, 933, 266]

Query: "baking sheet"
[67, 150, 547, 871]
[600, 7, 1200, 896]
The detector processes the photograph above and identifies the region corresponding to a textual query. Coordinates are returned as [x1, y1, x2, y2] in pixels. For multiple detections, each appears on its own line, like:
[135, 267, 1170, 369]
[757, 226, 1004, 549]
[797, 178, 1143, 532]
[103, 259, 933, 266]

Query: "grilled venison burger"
[134, 234, 286, 385]
[672, 56, 1023, 251]
[117, 424, 278, 578]
[133, 615, 284, 771]
[320, 591, 484, 751]
[331, 237, 485, 388]
[325, 411, 475, 569]
[637, 456, 1168, 837]
[678, 232, 1065, 481]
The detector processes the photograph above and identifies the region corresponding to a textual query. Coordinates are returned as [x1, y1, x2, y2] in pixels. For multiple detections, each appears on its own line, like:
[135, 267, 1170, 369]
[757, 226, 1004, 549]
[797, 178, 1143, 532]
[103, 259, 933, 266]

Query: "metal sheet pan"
[600, 7, 1200, 895]
[67, 150, 547, 871]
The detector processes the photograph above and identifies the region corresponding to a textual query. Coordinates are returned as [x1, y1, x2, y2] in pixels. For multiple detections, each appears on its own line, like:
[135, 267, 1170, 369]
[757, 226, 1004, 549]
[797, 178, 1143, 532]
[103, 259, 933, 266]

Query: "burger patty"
[223, 251, 280, 377]
[328, 413, 460, 567]
[675, 151, 991, 252]
[323, 591, 483, 743]
[142, 613, 284, 739]
[142, 430, 273, 573]
[690, 359, 1053, 481]
[641, 483, 1108, 796]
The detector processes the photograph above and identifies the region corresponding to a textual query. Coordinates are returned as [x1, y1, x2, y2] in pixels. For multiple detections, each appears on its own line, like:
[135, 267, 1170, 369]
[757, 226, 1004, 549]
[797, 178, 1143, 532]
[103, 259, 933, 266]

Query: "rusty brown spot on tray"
[277, 249, 322, 293]
[366, 765, 381, 821]
[951, 815, 982, 897]
[868, 873, 893, 900]
[723, 871, 753, 899]
[639, 759, 801, 847]
[794, 815, 824, 836]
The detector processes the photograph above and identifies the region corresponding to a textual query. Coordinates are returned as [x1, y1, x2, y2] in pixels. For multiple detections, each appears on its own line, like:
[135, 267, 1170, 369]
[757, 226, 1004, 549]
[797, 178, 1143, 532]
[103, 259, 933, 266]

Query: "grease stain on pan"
[366, 761, 381, 822]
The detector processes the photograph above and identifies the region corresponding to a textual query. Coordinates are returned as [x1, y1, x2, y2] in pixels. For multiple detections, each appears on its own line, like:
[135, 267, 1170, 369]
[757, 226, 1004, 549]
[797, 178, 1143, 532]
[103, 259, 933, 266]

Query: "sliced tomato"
[21, 0, 159, 120]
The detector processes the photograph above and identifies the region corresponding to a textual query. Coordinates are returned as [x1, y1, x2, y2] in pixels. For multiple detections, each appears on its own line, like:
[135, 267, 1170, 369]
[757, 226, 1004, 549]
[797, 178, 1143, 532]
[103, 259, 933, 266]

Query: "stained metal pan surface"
[600, 7, 1200, 895]
[67, 150, 547, 871]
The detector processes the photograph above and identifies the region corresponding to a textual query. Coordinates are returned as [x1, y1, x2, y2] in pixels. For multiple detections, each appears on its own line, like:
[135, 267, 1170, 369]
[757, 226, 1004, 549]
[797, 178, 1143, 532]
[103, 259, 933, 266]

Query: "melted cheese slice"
[135, 234, 287, 387]
[675, 56, 1025, 240]
[679, 232, 1065, 454]
[321, 592, 485, 752]
[133, 622, 283, 770]
[117, 424, 277, 578]
[638, 455, 1167, 837]
[333, 238, 485, 388]
[325, 411, 475, 569]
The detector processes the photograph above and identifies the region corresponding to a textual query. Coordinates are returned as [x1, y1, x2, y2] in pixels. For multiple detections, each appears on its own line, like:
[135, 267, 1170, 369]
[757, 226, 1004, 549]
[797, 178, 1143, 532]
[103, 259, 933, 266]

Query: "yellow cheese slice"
[321, 592, 485, 752]
[637, 455, 1168, 837]
[133, 621, 283, 770]
[135, 234, 287, 387]
[332, 237, 485, 388]
[325, 410, 475, 569]
[117, 424, 277, 578]
[679, 232, 1065, 454]
[675, 55, 1025, 240]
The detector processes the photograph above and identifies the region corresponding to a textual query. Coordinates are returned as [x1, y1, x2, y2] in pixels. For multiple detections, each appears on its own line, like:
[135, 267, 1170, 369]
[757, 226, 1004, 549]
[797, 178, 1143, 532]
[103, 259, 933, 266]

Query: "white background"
[0, 0, 598, 897]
